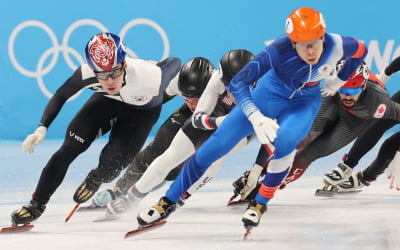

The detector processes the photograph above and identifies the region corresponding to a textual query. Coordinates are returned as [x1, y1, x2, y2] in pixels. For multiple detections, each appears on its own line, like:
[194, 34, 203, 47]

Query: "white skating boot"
[107, 187, 145, 215]
[91, 188, 122, 207]
[242, 200, 267, 229]
[323, 163, 352, 185]
[137, 196, 176, 226]
[338, 170, 371, 191]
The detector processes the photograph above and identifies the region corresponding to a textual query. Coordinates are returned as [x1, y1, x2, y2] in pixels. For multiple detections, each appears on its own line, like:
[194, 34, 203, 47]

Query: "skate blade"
[315, 188, 362, 197]
[93, 213, 120, 223]
[337, 189, 362, 194]
[226, 194, 238, 206]
[65, 203, 80, 222]
[227, 193, 250, 206]
[243, 227, 252, 240]
[1, 224, 34, 233]
[315, 189, 335, 197]
[315, 183, 341, 197]
[77, 204, 106, 212]
[124, 220, 167, 238]
[227, 200, 249, 206]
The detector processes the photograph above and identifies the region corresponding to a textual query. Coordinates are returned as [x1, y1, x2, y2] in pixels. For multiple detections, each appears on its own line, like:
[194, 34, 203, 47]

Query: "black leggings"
[114, 104, 192, 193]
[363, 132, 400, 180]
[34, 93, 161, 203]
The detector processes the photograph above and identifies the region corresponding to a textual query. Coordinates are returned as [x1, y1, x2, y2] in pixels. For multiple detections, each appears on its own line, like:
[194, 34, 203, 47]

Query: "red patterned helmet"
[85, 32, 126, 71]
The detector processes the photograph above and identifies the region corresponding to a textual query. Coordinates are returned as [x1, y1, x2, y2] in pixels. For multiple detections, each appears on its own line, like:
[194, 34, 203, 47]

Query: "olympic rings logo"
[8, 18, 170, 100]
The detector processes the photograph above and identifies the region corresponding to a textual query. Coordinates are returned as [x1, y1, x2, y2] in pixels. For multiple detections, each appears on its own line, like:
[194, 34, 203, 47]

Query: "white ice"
[0, 138, 399, 250]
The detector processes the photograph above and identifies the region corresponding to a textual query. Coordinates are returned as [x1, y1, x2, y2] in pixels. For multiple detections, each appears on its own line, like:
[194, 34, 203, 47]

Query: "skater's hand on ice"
[249, 111, 279, 145]
[22, 126, 47, 153]
[386, 150, 400, 190]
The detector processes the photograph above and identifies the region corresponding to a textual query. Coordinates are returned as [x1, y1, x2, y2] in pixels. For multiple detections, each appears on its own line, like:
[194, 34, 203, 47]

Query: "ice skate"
[1, 224, 34, 233]
[107, 189, 141, 215]
[73, 176, 102, 203]
[232, 170, 251, 194]
[338, 170, 371, 192]
[242, 200, 267, 240]
[315, 183, 340, 197]
[90, 188, 122, 208]
[93, 192, 135, 222]
[228, 184, 259, 206]
[242, 199, 267, 229]
[137, 196, 176, 226]
[124, 221, 167, 238]
[229, 170, 261, 206]
[228, 170, 250, 204]
[323, 163, 352, 186]
[11, 199, 46, 225]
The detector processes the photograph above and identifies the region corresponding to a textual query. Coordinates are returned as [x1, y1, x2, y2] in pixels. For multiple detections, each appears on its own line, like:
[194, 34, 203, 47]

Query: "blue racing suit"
[165, 33, 367, 205]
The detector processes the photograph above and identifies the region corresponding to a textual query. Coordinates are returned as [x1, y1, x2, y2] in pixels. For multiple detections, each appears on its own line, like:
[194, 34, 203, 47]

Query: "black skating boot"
[11, 199, 46, 225]
[232, 171, 251, 195]
[73, 176, 102, 203]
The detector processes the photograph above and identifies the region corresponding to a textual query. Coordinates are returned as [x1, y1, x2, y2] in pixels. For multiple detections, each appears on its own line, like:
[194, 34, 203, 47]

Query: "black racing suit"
[343, 91, 400, 180]
[32, 57, 181, 204]
[281, 79, 400, 187]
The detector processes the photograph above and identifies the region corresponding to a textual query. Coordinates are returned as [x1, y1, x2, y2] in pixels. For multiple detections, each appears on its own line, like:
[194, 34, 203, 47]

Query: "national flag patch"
[373, 103, 386, 118]
[222, 96, 233, 105]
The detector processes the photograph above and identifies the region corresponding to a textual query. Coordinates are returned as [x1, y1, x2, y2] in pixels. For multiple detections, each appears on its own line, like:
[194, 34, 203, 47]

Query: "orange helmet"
[285, 7, 326, 43]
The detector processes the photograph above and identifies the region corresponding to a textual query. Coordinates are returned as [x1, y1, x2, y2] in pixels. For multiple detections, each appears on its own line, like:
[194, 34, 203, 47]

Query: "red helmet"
[285, 7, 326, 43]
[85, 33, 126, 72]
[342, 63, 370, 89]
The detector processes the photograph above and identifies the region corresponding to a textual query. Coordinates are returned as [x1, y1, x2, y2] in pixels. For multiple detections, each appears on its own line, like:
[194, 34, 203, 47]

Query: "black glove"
[232, 171, 250, 195]
[385, 56, 400, 75]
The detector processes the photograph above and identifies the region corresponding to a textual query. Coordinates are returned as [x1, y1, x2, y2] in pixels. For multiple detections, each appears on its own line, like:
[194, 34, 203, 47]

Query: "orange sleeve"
[351, 40, 366, 59]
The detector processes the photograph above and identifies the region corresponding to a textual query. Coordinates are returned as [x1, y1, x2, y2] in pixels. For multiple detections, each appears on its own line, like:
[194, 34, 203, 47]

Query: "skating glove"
[386, 150, 400, 190]
[248, 111, 279, 145]
[22, 126, 47, 153]
[320, 77, 345, 97]
[240, 164, 263, 200]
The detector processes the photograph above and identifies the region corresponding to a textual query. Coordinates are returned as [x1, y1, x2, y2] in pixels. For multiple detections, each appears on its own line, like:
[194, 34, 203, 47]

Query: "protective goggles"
[95, 66, 124, 80]
[182, 96, 199, 105]
[295, 38, 323, 50]
[338, 87, 363, 96]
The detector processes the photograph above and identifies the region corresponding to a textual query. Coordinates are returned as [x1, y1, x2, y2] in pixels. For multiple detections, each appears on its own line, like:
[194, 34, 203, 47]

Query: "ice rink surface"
[0, 138, 399, 250]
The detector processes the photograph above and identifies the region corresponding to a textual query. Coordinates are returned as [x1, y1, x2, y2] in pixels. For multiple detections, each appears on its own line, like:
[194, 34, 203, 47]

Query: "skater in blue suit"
[137, 7, 368, 231]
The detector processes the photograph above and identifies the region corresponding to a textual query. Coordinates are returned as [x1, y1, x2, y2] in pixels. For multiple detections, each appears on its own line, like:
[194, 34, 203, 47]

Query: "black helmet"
[219, 49, 255, 85]
[178, 57, 214, 98]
